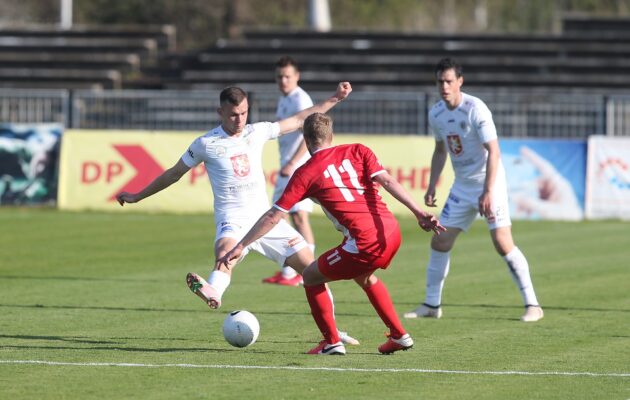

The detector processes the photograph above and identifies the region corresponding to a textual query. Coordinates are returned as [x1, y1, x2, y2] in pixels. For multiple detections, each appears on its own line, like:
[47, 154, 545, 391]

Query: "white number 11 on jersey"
[323, 159, 365, 202]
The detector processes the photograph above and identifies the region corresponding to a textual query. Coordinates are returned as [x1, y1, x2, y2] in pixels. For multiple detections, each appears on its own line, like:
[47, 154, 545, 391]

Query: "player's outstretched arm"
[479, 140, 500, 218]
[425, 141, 448, 207]
[280, 139, 308, 177]
[116, 159, 190, 206]
[277, 82, 352, 135]
[217, 207, 286, 268]
[373, 171, 446, 234]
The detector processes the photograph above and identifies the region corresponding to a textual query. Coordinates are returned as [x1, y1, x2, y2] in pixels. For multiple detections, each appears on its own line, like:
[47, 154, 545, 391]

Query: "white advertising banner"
[585, 136, 630, 220]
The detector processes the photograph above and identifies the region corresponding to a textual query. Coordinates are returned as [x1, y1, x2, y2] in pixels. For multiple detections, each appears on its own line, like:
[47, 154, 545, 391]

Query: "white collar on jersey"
[311, 145, 334, 155]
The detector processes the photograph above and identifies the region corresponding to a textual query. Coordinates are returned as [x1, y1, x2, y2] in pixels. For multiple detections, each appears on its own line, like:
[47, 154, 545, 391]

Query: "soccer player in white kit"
[262, 56, 316, 286]
[116, 82, 359, 343]
[404, 58, 544, 322]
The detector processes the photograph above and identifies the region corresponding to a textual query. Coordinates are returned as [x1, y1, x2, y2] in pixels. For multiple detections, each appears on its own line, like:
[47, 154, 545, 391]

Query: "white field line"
[1, 360, 628, 378]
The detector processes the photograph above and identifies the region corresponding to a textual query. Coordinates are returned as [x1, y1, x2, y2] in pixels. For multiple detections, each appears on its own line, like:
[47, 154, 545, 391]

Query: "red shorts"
[317, 228, 402, 280]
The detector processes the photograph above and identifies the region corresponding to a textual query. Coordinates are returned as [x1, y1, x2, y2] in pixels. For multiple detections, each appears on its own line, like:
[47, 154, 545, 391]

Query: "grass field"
[0, 208, 628, 399]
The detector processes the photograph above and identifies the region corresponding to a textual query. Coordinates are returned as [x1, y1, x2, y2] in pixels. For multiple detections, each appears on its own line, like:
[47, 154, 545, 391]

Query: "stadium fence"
[0, 88, 628, 137]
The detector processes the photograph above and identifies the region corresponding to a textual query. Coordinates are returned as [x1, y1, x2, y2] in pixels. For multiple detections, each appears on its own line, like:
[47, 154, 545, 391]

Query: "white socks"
[504, 247, 539, 306]
[424, 249, 450, 307]
[326, 285, 336, 317]
[423, 246, 539, 308]
[208, 270, 231, 298]
[281, 266, 298, 279]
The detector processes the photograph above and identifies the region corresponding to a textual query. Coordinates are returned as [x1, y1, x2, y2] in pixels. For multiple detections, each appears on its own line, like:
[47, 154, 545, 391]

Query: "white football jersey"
[276, 86, 313, 168]
[181, 122, 280, 221]
[428, 92, 505, 187]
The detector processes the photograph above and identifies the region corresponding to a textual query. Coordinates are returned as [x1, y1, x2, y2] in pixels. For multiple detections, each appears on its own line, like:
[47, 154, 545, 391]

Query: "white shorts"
[215, 216, 308, 266]
[439, 183, 512, 231]
[272, 175, 314, 213]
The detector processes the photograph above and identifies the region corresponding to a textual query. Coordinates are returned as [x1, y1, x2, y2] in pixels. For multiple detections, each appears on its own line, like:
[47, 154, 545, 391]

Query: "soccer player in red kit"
[219, 113, 445, 355]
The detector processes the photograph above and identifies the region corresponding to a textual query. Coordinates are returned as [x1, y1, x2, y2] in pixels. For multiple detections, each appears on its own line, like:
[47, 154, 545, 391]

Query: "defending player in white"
[404, 58, 544, 322]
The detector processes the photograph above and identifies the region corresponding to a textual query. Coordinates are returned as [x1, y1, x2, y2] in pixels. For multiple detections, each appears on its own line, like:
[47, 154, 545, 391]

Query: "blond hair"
[303, 113, 333, 147]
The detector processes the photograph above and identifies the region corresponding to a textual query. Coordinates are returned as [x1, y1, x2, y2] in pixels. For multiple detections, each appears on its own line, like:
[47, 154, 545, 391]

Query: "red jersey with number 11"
[275, 143, 399, 256]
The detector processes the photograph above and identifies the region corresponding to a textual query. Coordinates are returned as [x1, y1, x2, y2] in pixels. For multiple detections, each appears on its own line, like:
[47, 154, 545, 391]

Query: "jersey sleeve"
[360, 144, 387, 179]
[275, 171, 308, 212]
[471, 101, 498, 143]
[428, 114, 443, 141]
[181, 136, 205, 168]
[252, 121, 281, 141]
[296, 91, 314, 110]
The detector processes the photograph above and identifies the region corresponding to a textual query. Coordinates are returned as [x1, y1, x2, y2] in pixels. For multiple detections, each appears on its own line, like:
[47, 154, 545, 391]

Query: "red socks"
[304, 284, 340, 344]
[364, 279, 406, 339]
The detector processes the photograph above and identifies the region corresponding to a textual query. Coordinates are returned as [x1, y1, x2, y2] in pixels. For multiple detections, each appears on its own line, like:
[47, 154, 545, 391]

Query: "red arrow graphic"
[109, 145, 165, 201]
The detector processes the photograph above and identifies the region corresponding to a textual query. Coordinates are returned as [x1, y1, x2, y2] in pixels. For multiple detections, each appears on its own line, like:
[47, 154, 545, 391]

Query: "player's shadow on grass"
[0, 340, 283, 354]
[0, 274, 165, 282]
[2, 334, 285, 353]
[399, 302, 630, 313]
[0, 334, 121, 345]
[0, 303, 368, 318]
[0, 303, 201, 313]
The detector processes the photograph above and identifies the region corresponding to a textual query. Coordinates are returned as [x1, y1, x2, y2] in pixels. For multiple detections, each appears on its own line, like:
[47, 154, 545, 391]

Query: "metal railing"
[0, 89, 69, 125]
[606, 95, 630, 136]
[71, 89, 222, 131]
[0, 88, 626, 136]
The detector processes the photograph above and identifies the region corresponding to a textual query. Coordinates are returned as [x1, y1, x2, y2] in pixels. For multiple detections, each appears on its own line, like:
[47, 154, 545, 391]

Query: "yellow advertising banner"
[58, 130, 454, 215]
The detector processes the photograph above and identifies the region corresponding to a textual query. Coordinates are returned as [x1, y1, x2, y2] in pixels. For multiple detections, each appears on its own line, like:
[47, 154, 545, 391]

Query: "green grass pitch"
[0, 208, 628, 399]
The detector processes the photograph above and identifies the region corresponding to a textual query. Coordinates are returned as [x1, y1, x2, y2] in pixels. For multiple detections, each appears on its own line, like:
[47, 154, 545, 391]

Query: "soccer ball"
[222, 310, 260, 348]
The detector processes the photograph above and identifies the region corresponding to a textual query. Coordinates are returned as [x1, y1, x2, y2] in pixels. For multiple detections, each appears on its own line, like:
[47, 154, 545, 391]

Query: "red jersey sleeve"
[275, 170, 309, 212]
[359, 144, 386, 179]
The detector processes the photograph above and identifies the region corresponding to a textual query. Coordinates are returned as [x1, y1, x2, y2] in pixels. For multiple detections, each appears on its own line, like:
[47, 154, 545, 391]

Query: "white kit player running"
[263, 56, 315, 286]
[115, 82, 359, 344]
[404, 58, 544, 322]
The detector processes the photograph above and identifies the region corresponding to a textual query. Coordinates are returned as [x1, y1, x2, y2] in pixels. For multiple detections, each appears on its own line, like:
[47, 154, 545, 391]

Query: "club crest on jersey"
[447, 134, 463, 156]
[230, 153, 251, 178]
[214, 145, 227, 158]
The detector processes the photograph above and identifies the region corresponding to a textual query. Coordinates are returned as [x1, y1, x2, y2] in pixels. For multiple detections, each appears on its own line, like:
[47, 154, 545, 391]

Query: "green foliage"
[5, 0, 630, 50]
[0, 209, 628, 399]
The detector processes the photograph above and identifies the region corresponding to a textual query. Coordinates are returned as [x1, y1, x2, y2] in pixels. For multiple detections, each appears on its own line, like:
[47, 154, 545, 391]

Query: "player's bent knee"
[490, 227, 514, 255]
[431, 236, 453, 252]
[302, 261, 328, 286]
[430, 227, 459, 252]
[284, 248, 313, 274]
[353, 272, 377, 288]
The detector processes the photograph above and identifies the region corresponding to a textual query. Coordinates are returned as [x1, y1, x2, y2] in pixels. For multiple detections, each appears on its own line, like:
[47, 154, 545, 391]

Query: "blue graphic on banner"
[0, 124, 63, 205]
[501, 139, 586, 221]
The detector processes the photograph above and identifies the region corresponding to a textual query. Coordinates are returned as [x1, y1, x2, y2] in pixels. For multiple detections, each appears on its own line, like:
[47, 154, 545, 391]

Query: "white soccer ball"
[222, 310, 260, 348]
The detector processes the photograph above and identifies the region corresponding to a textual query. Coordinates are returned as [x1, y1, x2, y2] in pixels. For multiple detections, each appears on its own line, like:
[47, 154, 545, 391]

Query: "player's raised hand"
[418, 212, 446, 235]
[478, 191, 493, 218]
[424, 188, 438, 207]
[116, 192, 139, 206]
[335, 82, 352, 101]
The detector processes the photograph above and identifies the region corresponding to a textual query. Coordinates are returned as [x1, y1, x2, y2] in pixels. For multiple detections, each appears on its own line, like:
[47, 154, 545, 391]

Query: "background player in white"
[262, 56, 315, 286]
[404, 58, 544, 322]
[116, 82, 358, 344]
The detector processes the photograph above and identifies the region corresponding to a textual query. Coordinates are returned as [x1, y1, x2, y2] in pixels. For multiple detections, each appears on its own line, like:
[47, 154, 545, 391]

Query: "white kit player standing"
[263, 56, 316, 286]
[404, 58, 544, 322]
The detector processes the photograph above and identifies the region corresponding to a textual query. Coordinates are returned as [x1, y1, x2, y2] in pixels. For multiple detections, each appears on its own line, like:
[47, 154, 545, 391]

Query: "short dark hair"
[435, 58, 463, 78]
[275, 56, 299, 71]
[219, 87, 248, 106]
